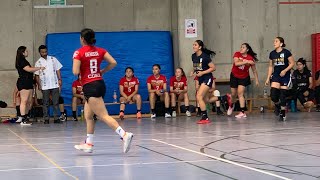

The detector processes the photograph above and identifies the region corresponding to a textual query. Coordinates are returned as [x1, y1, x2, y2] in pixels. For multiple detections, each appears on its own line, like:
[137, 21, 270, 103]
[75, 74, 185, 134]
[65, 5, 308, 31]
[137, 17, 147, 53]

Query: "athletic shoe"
[316, 106, 320, 112]
[59, 113, 66, 122]
[274, 104, 280, 116]
[71, 117, 78, 121]
[227, 106, 233, 116]
[197, 118, 211, 124]
[235, 112, 247, 118]
[304, 101, 314, 112]
[216, 110, 225, 116]
[172, 111, 177, 117]
[123, 132, 133, 153]
[16, 117, 23, 123]
[186, 110, 191, 117]
[93, 115, 98, 121]
[151, 113, 156, 119]
[136, 112, 142, 119]
[44, 120, 49, 124]
[279, 114, 286, 122]
[74, 143, 93, 153]
[21, 121, 32, 126]
[119, 112, 125, 120]
[196, 110, 201, 117]
[165, 113, 172, 118]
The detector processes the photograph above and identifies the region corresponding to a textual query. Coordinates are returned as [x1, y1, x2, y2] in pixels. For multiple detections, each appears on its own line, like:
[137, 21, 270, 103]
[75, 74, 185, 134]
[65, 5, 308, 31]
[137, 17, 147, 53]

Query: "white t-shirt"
[35, 56, 63, 90]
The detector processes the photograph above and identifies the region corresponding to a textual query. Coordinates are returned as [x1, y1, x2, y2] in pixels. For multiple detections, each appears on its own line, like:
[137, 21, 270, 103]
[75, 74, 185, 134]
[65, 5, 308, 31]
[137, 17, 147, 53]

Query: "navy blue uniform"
[192, 53, 213, 87]
[269, 48, 292, 86]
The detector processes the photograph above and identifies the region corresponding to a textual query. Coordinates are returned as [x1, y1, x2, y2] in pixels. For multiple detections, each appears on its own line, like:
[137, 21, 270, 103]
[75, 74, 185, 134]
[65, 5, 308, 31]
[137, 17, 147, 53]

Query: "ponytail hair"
[276, 37, 286, 47]
[195, 40, 216, 57]
[242, 43, 258, 62]
[15, 46, 27, 69]
[297, 58, 309, 72]
[81, 28, 96, 45]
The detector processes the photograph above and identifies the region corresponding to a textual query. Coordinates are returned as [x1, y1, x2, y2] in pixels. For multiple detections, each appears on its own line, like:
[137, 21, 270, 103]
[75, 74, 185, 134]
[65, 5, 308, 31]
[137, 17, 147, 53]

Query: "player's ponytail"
[81, 28, 96, 45]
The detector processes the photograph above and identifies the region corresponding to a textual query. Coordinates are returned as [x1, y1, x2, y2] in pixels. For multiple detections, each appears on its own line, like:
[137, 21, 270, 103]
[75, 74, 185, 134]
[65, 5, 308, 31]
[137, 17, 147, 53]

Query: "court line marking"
[0, 159, 218, 172]
[152, 139, 292, 180]
[7, 128, 78, 180]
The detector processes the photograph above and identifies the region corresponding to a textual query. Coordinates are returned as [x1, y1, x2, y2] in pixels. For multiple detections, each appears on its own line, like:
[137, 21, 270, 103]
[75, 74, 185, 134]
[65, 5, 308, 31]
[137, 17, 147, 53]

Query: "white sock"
[115, 126, 126, 138]
[86, 134, 94, 144]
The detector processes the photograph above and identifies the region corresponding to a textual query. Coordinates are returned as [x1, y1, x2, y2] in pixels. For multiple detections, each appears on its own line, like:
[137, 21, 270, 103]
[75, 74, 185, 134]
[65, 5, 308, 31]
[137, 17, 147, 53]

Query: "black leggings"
[294, 89, 314, 105]
[315, 86, 320, 106]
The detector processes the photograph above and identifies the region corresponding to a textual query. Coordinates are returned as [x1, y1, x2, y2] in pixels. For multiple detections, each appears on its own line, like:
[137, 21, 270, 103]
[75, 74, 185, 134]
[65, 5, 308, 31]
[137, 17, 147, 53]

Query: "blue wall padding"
[46, 31, 174, 115]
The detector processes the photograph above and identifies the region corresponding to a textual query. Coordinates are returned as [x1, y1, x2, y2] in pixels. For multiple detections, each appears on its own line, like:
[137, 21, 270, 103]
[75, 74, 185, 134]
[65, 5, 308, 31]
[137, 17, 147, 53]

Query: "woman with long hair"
[190, 40, 216, 124]
[292, 58, 314, 112]
[15, 46, 45, 125]
[73, 28, 133, 153]
[227, 43, 259, 118]
[265, 37, 295, 121]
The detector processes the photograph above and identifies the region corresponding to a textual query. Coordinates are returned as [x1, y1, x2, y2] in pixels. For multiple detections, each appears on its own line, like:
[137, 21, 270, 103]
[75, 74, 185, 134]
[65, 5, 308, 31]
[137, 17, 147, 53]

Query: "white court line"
[0, 159, 218, 172]
[152, 139, 292, 180]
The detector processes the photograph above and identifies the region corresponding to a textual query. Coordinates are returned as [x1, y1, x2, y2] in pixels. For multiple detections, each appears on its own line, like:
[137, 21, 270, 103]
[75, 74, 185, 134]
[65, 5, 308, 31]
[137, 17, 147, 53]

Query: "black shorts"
[230, 73, 251, 88]
[16, 78, 33, 91]
[198, 76, 214, 88]
[271, 74, 291, 87]
[83, 80, 106, 100]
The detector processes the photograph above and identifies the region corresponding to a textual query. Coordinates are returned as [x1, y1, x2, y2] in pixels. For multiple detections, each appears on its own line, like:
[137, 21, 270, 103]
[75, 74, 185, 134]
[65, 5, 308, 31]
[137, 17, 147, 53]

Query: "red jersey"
[73, 45, 107, 85]
[147, 74, 167, 90]
[119, 76, 140, 96]
[170, 76, 187, 91]
[231, 52, 253, 79]
[72, 79, 83, 95]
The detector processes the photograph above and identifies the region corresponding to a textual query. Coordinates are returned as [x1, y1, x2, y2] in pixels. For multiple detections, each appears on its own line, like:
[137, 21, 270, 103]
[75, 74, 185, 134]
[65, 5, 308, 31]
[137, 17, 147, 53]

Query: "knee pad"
[213, 90, 220, 97]
[270, 88, 280, 103]
[59, 96, 64, 104]
[279, 89, 287, 106]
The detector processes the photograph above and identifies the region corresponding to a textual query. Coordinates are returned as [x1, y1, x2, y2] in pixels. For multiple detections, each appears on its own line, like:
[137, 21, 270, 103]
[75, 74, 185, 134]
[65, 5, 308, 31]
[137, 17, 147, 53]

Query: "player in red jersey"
[169, 67, 191, 117]
[147, 64, 171, 118]
[119, 67, 142, 120]
[73, 28, 133, 153]
[71, 75, 85, 121]
[227, 43, 259, 118]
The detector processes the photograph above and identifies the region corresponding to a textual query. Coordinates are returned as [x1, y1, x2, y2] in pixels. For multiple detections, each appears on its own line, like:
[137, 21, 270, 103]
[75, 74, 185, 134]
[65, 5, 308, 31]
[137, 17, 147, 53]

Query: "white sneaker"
[74, 143, 93, 153]
[172, 111, 177, 117]
[227, 106, 233, 116]
[186, 111, 191, 117]
[235, 112, 247, 118]
[151, 113, 156, 118]
[165, 113, 172, 118]
[16, 117, 22, 123]
[20, 121, 32, 126]
[123, 132, 133, 153]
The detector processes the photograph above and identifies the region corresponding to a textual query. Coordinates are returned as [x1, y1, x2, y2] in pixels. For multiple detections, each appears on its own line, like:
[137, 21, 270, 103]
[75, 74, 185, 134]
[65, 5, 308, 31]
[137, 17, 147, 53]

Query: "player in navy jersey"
[265, 37, 295, 121]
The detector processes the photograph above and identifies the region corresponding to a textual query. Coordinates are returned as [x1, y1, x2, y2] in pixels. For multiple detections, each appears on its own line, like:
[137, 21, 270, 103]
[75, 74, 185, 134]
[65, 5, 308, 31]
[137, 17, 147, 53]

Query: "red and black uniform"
[119, 77, 140, 97]
[147, 75, 167, 91]
[170, 76, 187, 94]
[230, 51, 253, 88]
[73, 46, 107, 99]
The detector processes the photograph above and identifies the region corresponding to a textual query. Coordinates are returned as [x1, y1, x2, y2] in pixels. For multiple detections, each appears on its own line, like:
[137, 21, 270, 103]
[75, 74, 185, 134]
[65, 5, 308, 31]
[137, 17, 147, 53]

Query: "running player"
[190, 40, 216, 124]
[119, 67, 142, 120]
[73, 28, 133, 153]
[147, 64, 171, 118]
[169, 67, 191, 117]
[227, 43, 259, 118]
[265, 37, 295, 121]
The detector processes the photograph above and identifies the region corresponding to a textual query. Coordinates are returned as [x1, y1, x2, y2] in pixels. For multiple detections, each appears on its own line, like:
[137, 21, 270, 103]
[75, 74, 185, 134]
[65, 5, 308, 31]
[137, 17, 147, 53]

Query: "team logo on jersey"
[73, 51, 79, 58]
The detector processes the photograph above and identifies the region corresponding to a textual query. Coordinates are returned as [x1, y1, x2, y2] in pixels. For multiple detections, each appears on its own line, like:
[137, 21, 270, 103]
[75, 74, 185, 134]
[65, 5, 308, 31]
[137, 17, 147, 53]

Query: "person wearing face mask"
[265, 37, 295, 121]
[292, 58, 314, 112]
[226, 43, 259, 118]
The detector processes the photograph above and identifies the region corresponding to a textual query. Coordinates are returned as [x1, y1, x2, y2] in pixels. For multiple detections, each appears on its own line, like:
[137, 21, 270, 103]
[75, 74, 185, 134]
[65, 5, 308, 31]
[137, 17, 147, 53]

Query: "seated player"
[119, 67, 142, 119]
[147, 64, 171, 118]
[72, 76, 85, 121]
[292, 58, 314, 112]
[315, 69, 320, 112]
[170, 67, 191, 117]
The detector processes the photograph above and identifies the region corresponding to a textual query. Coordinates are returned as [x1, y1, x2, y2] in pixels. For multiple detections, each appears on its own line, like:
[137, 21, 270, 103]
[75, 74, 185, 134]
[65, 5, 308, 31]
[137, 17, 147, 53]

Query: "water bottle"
[113, 90, 117, 103]
[260, 106, 264, 113]
[291, 100, 296, 112]
[81, 109, 84, 120]
[263, 88, 268, 98]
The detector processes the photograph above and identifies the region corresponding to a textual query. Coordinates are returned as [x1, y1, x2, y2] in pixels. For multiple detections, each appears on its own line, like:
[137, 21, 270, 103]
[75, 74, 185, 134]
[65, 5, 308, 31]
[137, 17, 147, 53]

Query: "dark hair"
[152, 64, 161, 70]
[242, 43, 258, 61]
[276, 37, 286, 47]
[15, 46, 27, 69]
[176, 67, 186, 77]
[195, 40, 216, 56]
[297, 58, 309, 72]
[125, 67, 135, 77]
[38, 45, 47, 53]
[81, 28, 96, 45]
